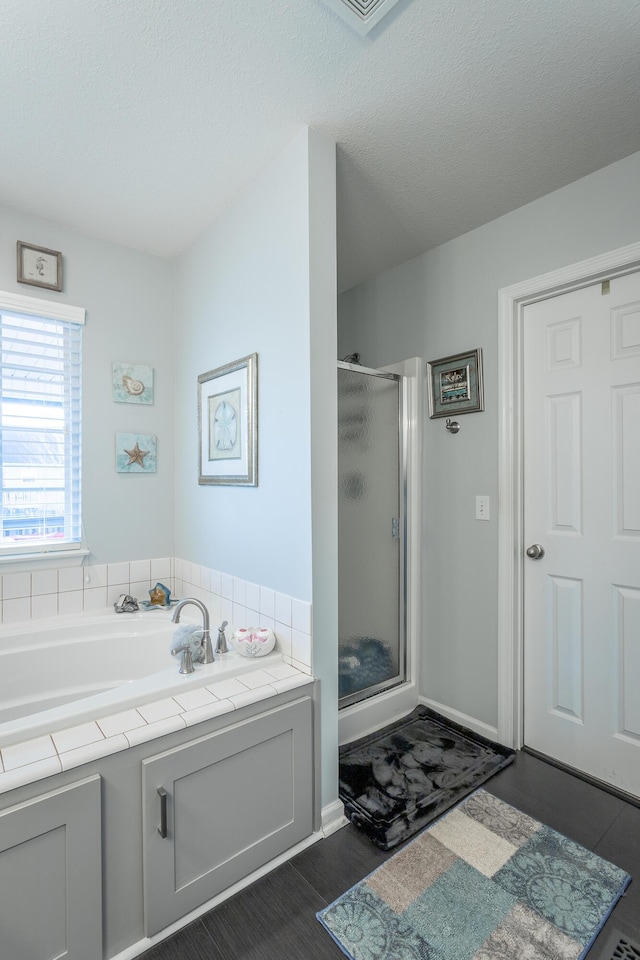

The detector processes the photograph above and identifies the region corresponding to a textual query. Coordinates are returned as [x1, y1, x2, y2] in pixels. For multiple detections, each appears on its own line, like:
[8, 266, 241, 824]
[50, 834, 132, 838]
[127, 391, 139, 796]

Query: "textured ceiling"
[2, 0, 640, 292]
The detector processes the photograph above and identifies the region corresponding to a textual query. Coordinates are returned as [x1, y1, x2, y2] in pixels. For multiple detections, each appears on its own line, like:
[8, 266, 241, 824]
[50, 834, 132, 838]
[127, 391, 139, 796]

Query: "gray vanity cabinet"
[142, 695, 313, 937]
[0, 774, 102, 960]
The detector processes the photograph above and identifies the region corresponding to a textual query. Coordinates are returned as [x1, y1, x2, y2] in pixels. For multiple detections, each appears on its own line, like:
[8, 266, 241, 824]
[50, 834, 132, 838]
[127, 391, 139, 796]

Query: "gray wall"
[174, 128, 339, 806]
[175, 130, 313, 599]
[338, 150, 640, 730]
[0, 207, 176, 565]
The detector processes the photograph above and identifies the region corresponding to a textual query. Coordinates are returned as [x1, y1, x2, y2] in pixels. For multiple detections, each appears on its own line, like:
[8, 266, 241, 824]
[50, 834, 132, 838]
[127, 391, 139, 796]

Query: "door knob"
[526, 543, 545, 560]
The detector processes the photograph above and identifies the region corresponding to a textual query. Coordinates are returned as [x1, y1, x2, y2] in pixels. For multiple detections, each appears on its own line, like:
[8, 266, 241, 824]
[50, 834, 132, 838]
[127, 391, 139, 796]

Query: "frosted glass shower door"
[338, 364, 405, 708]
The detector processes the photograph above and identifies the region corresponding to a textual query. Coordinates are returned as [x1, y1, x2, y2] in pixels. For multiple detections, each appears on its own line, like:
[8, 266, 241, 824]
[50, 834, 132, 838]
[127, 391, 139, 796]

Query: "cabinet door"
[0, 775, 102, 960]
[142, 697, 313, 936]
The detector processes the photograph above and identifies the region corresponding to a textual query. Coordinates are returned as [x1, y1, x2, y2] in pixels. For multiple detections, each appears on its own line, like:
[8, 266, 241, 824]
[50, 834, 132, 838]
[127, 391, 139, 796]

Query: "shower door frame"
[337, 360, 408, 709]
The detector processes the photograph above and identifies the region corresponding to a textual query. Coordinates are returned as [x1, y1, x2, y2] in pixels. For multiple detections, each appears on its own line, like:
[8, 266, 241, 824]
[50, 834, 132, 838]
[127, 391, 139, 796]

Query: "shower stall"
[338, 360, 407, 711]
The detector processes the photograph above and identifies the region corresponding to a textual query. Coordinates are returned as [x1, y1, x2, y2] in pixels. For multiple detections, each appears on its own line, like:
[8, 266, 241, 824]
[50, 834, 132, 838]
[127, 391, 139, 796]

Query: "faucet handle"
[179, 647, 194, 674]
[216, 620, 229, 655]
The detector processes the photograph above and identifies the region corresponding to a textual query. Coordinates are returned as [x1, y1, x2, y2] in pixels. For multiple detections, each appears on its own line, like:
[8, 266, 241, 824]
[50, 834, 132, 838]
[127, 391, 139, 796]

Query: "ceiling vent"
[322, 0, 403, 35]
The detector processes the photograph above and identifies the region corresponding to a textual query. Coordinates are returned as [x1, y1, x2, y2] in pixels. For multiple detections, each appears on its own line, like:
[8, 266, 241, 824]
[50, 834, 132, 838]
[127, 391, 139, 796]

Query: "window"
[0, 290, 84, 559]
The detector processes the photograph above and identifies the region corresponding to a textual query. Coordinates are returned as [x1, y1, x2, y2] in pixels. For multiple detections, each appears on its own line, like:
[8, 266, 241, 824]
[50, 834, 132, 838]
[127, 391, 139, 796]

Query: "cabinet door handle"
[157, 787, 168, 838]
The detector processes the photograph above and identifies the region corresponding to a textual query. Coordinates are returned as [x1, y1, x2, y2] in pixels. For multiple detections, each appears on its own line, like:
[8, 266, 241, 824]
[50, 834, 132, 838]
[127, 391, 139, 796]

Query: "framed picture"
[112, 362, 154, 404]
[427, 348, 484, 418]
[17, 241, 63, 292]
[116, 433, 157, 473]
[198, 353, 257, 486]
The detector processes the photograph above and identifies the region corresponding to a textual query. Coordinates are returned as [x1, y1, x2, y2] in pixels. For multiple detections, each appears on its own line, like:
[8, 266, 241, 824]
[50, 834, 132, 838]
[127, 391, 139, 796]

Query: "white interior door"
[523, 271, 640, 797]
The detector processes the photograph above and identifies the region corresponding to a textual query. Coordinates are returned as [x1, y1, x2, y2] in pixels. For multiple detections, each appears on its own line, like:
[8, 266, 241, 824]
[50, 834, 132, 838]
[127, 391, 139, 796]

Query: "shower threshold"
[338, 679, 419, 747]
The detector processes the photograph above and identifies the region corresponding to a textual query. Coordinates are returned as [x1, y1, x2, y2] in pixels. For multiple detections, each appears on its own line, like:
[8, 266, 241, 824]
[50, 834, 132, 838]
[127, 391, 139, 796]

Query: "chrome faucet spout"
[171, 598, 214, 664]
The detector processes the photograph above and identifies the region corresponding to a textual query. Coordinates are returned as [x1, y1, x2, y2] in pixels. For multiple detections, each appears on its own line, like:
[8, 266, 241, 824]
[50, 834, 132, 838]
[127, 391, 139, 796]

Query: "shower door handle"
[391, 518, 400, 539]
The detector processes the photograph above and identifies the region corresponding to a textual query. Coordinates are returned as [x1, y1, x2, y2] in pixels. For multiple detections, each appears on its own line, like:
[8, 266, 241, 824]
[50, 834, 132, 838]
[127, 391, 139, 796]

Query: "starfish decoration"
[124, 441, 149, 467]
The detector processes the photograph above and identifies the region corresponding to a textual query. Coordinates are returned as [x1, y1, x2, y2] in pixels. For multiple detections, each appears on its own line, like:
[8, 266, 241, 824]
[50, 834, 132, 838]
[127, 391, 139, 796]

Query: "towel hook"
[445, 418, 460, 434]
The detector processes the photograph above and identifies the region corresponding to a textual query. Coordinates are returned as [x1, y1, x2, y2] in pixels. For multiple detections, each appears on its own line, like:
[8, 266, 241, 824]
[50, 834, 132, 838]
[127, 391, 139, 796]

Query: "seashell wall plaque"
[112, 362, 154, 404]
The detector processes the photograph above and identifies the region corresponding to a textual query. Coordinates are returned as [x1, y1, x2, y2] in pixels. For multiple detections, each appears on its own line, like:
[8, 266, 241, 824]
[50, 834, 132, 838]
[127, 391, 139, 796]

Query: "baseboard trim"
[522, 746, 640, 808]
[110, 830, 323, 960]
[321, 798, 348, 837]
[419, 696, 500, 743]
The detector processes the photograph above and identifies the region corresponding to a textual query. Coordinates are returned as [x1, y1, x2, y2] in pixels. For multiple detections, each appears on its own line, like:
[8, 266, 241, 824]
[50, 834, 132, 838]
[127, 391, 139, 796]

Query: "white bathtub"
[0, 609, 282, 749]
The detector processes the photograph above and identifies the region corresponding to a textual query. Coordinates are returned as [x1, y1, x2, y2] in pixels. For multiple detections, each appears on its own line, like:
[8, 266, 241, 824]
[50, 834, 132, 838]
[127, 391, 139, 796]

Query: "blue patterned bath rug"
[318, 789, 631, 960]
[339, 706, 515, 849]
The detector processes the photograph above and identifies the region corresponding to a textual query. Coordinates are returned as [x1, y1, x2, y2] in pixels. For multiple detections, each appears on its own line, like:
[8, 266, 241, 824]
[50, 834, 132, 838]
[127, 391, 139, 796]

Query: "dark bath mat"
[339, 705, 515, 850]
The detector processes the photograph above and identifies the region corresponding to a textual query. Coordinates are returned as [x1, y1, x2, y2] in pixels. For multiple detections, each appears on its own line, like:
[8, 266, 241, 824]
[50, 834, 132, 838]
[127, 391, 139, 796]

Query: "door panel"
[614, 585, 640, 739]
[549, 575, 583, 721]
[613, 384, 640, 535]
[523, 271, 640, 797]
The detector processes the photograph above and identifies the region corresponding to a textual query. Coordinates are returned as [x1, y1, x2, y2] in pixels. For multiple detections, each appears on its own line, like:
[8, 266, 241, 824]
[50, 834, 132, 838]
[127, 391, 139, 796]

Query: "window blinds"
[0, 308, 82, 554]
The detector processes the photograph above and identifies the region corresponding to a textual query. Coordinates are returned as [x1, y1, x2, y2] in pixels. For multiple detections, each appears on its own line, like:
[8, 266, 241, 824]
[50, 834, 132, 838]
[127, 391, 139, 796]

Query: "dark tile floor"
[140, 751, 640, 959]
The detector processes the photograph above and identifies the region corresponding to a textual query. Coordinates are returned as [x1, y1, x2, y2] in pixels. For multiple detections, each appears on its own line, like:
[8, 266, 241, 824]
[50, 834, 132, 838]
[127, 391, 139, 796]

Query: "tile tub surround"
[174, 557, 313, 674]
[0, 556, 313, 673]
[0, 659, 312, 795]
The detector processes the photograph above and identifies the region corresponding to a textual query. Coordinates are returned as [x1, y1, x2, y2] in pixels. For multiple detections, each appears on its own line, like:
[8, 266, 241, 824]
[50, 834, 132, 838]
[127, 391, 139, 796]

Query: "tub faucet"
[171, 598, 214, 664]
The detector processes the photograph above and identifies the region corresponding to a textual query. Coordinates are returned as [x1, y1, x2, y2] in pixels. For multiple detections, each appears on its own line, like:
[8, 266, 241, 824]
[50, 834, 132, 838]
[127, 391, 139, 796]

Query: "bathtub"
[0, 609, 283, 749]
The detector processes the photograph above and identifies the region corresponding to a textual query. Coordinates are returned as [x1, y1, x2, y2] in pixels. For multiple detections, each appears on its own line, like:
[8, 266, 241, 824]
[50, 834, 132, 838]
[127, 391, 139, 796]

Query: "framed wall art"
[116, 433, 157, 473]
[112, 361, 154, 404]
[17, 241, 63, 292]
[198, 353, 257, 486]
[427, 348, 484, 418]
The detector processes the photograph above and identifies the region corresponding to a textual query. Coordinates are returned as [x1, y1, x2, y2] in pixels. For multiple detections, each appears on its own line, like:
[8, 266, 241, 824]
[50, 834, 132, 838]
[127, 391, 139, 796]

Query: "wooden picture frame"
[17, 241, 63, 292]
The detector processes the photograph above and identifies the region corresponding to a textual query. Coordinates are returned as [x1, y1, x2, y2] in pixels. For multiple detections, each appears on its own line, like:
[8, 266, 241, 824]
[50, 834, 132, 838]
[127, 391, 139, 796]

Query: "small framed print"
[17, 241, 63, 292]
[112, 362, 154, 404]
[427, 348, 484, 418]
[198, 353, 257, 486]
[116, 433, 157, 473]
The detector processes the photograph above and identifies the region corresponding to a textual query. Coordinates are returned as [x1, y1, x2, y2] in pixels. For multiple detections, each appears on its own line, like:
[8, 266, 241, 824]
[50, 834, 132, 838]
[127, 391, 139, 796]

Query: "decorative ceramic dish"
[232, 627, 276, 658]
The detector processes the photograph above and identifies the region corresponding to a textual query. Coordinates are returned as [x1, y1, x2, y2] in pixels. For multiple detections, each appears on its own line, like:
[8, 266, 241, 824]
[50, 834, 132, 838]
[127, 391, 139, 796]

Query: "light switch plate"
[476, 495, 490, 521]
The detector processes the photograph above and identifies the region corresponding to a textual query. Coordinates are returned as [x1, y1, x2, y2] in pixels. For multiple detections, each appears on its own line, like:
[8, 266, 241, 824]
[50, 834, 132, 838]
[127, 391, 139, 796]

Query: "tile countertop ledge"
[0, 662, 313, 795]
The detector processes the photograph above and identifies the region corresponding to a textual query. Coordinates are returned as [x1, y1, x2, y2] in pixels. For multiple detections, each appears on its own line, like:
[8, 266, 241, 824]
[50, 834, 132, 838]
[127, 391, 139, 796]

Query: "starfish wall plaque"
[116, 433, 157, 473]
